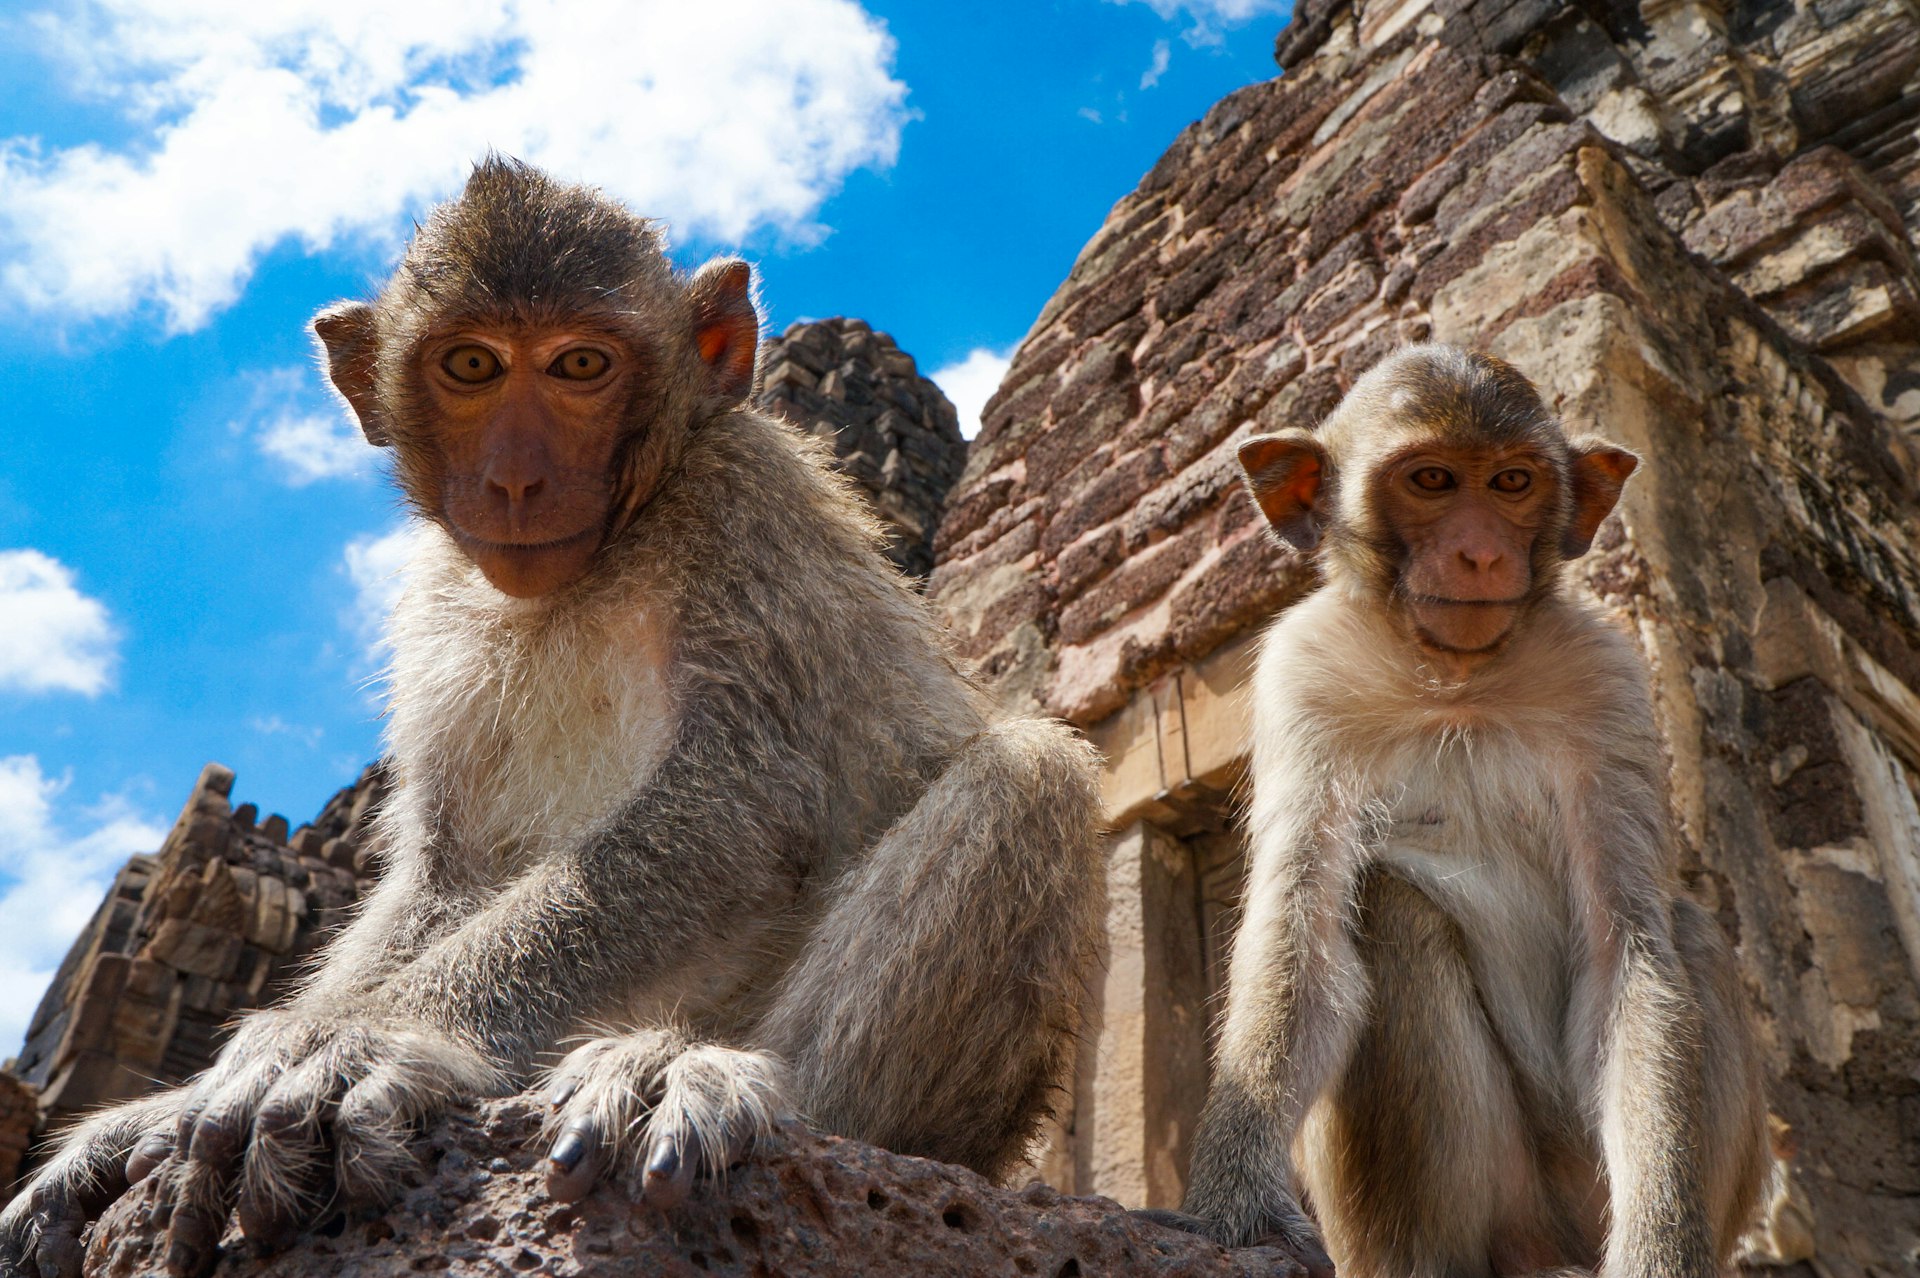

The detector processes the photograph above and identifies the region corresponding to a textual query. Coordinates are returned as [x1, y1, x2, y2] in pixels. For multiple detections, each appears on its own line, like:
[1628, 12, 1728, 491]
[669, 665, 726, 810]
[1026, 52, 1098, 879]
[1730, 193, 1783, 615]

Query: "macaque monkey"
[0, 158, 1104, 1278]
[1165, 346, 1766, 1277]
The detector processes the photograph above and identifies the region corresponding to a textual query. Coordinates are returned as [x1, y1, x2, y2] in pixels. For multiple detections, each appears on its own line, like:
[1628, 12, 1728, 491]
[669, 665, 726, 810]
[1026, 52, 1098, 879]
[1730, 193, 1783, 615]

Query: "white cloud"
[930, 347, 1014, 441]
[0, 550, 120, 697]
[242, 365, 377, 484]
[0, 756, 167, 1054]
[1108, 0, 1290, 45]
[1141, 39, 1173, 89]
[259, 412, 374, 484]
[344, 524, 422, 656]
[0, 0, 911, 330]
[248, 715, 324, 748]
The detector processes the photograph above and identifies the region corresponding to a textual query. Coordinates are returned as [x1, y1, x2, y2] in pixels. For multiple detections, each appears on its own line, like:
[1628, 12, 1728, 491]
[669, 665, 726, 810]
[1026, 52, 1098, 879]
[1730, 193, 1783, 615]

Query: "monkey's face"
[1373, 446, 1552, 657]
[410, 326, 634, 598]
[1238, 345, 1639, 677]
[314, 205, 761, 603]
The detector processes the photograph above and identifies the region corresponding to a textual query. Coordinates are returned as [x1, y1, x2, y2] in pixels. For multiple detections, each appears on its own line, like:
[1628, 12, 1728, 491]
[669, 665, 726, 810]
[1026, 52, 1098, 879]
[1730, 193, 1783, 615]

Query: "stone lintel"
[1086, 633, 1259, 831]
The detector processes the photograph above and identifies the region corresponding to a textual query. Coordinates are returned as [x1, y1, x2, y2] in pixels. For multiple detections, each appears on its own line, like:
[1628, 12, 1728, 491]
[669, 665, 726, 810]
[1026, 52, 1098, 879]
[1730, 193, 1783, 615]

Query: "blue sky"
[0, 0, 1290, 1045]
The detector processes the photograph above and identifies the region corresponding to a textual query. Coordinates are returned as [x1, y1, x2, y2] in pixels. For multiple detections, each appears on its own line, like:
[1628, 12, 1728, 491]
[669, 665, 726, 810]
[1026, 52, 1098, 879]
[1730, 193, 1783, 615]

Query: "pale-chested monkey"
[1152, 346, 1766, 1278]
[0, 158, 1104, 1278]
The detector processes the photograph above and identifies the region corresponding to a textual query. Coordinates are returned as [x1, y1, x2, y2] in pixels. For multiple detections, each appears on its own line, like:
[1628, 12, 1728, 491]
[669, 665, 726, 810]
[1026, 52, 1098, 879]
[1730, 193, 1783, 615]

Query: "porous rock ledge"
[82, 1097, 1297, 1277]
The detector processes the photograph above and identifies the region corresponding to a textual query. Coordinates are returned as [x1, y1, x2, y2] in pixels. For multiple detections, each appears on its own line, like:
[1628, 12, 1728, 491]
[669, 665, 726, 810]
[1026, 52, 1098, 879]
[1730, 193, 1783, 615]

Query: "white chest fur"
[381, 532, 678, 882]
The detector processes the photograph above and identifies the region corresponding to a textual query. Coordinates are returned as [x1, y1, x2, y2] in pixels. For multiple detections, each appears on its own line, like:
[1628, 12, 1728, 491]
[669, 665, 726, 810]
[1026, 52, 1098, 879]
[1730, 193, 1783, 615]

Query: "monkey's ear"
[687, 258, 759, 408]
[1562, 439, 1639, 558]
[312, 302, 390, 448]
[1238, 431, 1330, 552]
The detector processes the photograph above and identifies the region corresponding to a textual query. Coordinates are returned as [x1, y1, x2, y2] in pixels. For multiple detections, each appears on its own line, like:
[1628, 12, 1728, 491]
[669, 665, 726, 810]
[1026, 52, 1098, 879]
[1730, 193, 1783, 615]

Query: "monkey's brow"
[1379, 442, 1551, 470]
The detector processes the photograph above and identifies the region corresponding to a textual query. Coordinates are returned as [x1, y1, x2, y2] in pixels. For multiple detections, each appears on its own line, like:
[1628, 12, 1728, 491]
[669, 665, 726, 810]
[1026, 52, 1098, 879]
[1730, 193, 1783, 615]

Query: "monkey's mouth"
[447, 522, 605, 598]
[1406, 593, 1529, 607]
[1407, 595, 1524, 656]
[451, 525, 601, 556]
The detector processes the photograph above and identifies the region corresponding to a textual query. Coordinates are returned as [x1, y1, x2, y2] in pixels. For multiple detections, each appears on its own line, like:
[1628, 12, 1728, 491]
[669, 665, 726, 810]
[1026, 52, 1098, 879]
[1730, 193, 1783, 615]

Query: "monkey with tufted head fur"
[1147, 345, 1766, 1278]
[0, 158, 1105, 1278]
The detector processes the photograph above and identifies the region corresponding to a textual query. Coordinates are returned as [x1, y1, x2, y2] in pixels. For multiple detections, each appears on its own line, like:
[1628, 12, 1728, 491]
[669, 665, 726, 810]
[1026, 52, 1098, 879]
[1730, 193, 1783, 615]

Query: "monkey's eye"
[443, 345, 502, 383]
[1490, 469, 1533, 494]
[548, 348, 610, 380]
[1409, 466, 1455, 492]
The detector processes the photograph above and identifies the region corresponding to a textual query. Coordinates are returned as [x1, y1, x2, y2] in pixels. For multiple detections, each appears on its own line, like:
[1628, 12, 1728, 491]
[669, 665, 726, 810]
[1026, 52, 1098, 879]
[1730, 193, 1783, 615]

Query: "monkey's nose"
[1458, 545, 1503, 573]
[486, 470, 546, 504]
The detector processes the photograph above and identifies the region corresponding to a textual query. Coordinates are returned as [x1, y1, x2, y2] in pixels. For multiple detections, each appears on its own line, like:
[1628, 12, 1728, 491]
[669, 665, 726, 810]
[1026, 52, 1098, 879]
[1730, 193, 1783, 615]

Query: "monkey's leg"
[0, 1090, 184, 1278]
[757, 717, 1104, 1179]
[1302, 872, 1558, 1278]
[541, 1030, 787, 1208]
[1671, 899, 1768, 1258]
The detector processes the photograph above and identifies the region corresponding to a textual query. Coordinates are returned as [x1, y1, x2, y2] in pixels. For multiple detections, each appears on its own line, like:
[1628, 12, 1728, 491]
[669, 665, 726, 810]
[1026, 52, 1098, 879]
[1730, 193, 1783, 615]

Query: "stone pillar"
[1075, 820, 1211, 1208]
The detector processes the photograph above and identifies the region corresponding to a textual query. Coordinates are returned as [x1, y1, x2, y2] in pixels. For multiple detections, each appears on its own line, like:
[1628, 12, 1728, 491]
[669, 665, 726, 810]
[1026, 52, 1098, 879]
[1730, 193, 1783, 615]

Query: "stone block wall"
[931, 2, 1920, 1273]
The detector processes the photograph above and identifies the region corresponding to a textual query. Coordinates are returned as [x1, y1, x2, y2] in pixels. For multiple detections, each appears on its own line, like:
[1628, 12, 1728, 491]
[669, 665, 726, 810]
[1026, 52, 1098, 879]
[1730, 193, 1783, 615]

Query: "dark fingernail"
[549, 1081, 577, 1108]
[547, 1132, 586, 1173]
[644, 1140, 679, 1183]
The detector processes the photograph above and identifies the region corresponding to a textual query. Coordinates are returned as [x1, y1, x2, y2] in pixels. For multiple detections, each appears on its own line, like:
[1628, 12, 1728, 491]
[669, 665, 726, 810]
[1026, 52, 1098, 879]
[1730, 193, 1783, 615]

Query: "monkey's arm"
[377, 702, 814, 1063]
[1568, 769, 1717, 1278]
[138, 688, 816, 1274]
[1179, 761, 1359, 1269]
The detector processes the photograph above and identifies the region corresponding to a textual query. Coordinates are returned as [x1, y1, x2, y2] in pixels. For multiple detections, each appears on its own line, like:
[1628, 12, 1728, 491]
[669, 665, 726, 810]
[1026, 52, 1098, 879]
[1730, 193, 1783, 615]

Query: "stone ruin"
[10, 2, 1920, 1273]
[760, 317, 969, 578]
[929, 0, 1920, 1273]
[0, 765, 384, 1192]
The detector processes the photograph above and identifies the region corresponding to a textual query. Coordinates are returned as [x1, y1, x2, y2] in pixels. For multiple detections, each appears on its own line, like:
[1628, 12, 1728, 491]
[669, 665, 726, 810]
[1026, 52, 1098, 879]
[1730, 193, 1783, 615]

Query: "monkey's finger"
[25, 1187, 105, 1278]
[334, 1072, 425, 1208]
[29, 1209, 85, 1278]
[234, 1102, 331, 1253]
[154, 1152, 234, 1278]
[31, 1161, 134, 1278]
[543, 1117, 610, 1204]
[127, 1130, 177, 1184]
[639, 1133, 694, 1211]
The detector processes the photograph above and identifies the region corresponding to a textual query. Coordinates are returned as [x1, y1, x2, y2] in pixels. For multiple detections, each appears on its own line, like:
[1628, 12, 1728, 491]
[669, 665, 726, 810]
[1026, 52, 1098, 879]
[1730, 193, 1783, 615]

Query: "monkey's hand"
[1132, 1199, 1336, 1278]
[541, 1030, 788, 1208]
[0, 1089, 186, 1278]
[140, 1009, 502, 1276]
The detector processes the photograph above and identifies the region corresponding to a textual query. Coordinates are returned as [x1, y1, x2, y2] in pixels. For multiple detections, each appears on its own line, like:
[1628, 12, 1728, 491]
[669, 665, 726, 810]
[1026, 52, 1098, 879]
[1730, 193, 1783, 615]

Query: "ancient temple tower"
[930, 3, 1920, 1272]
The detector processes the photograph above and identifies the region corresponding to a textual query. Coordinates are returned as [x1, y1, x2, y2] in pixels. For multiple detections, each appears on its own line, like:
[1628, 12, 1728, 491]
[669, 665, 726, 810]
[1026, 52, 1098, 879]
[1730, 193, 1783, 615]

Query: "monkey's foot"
[541, 1032, 788, 1209]
[1127, 1207, 1337, 1278]
[0, 1089, 184, 1278]
[143, 1013, 501, 1277]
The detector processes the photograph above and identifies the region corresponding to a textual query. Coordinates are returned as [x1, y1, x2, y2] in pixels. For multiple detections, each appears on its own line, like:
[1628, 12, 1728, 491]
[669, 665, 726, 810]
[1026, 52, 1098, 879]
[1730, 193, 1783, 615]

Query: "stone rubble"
[82, 1100, 1300, 1278]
